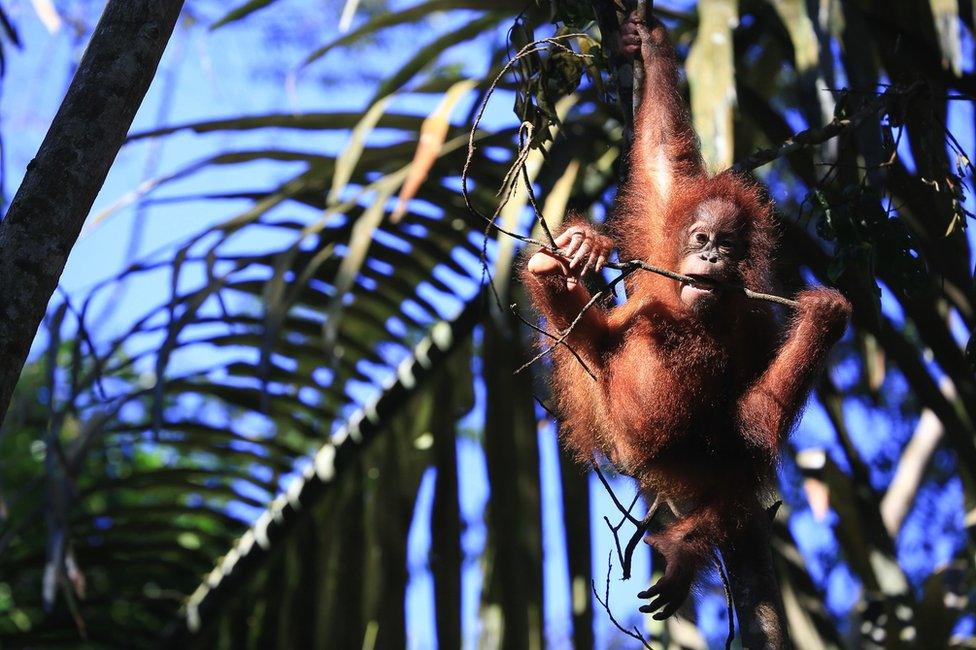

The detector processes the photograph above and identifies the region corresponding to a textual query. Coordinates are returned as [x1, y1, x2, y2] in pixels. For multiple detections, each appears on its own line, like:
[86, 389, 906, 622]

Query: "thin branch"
[510, 302, 596, 380]
[462, 34, 592, 243]
[592, 553, 653, 650]
[620, 512, 653, 580]
[514, 250, 798, 377]
[593, 463, 644, 526]
[712, 549, 736, 650]
[514, 265, 637, 375]
[730, 83, 924, 173]
[611, 259, 800, 308]
[593, 462, 657, 579]
[602, 490, 642, 568]
[520, 153, 556, 248]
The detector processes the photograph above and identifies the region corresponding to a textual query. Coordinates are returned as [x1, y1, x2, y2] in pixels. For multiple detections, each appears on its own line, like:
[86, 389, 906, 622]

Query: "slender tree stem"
[0, 0, 186, 427]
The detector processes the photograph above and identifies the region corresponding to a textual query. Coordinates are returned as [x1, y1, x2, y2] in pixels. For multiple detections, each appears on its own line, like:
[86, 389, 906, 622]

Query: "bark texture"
[0, 0, 185, 425]
[723, 512, 791, 649]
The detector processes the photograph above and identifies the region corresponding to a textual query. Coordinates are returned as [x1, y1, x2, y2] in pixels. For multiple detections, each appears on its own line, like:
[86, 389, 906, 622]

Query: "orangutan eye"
[716, 237, 737, 253]
[693, 232, 709, 245]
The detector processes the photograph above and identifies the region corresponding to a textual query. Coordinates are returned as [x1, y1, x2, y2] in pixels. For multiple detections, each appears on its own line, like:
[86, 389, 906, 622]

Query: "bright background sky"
[2, 0, 974, 647]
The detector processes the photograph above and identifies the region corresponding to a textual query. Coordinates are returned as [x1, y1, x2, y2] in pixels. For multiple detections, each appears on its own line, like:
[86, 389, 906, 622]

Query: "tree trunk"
[723, 512, 791, 649]
[0, 0, 185, 426]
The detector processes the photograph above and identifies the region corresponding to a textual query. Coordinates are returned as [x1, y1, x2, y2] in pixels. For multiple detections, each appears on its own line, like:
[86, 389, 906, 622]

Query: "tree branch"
[722, 505, 790, 650]
[0, 0, 186, 427]
[592, 553, 653, 650]
[880, 380, 954, 536]
[730, 83, 924, 174]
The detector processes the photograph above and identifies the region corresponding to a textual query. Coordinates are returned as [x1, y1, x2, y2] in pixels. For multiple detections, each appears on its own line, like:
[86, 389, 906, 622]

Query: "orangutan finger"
[571, 240, 593, 268]
[562, 232, 584, 258]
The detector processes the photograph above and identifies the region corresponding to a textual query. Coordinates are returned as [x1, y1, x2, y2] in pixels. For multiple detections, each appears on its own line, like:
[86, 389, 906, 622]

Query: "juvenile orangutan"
[521, 11, 851, 619]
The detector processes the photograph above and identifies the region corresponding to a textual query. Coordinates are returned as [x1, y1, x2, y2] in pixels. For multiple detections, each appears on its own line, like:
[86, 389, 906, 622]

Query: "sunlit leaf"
[768, 0, 819, 73]
[392, 79, 478, 222]
[929, 0, 962, 75]
[686, 0, 738, 172]
[329, 96, 394, 206]
[302, 0, 520, 66]
[211, 0, 275, 30]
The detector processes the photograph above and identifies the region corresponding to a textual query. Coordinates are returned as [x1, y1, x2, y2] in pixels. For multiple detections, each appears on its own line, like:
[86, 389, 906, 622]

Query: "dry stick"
[611, 258, 799, 308]
[593, 462, 644, 526]
[513, 254, 798, 377]
[483, 121, 537, 273]
[514, 265, 638, 375]
[509, 302, 596, 380]
[498, 122, 536, 206]
[518, 128, 556, 246]
[712, 550, 736, 650]
[620, 512, 654, 580]
[593, 463, 659, 580]
[462, 34, 592, 249]
[602, 491, 642, 571]
[593, 553, 654, 650]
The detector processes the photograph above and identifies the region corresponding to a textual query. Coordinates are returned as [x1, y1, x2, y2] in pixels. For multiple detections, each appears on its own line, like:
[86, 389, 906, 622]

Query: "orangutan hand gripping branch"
[521, 12, 852, 620]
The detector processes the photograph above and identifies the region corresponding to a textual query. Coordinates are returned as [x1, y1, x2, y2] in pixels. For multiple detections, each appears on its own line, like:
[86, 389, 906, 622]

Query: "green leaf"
[211, 0, 276, 30]
[127, 112, 427, 141]
[302, 0, 520, 66]
[369, 13, 499, 105]
[329, 97, 394, 205]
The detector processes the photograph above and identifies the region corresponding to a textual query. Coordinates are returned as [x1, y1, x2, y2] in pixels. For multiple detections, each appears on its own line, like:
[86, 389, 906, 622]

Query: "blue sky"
[3, 1, 975, 648]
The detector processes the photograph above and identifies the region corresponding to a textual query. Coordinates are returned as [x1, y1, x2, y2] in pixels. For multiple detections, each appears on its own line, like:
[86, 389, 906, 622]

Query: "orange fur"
[520, 11, 851, 617]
